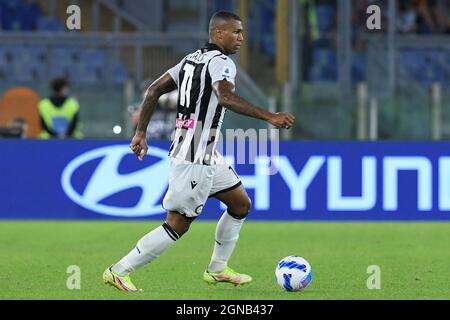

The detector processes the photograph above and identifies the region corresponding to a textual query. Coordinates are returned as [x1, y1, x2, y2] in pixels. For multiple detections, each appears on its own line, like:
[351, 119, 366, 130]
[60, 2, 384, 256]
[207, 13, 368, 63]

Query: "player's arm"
[130, 73, 177, 160]
[212, 80, 295, 129]
[136, 73, 177, 134]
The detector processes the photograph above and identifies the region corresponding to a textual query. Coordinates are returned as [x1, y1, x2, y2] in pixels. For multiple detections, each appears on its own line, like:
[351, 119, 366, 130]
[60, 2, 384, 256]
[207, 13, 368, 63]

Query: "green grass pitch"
[1, 221, 450, 300]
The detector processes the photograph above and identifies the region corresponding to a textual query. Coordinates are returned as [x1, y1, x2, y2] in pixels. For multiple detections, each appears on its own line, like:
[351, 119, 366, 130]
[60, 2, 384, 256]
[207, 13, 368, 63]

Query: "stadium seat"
[398, 49, 450, 84]
[79, 49, 106, 67]
[47, 47, 78, 81]
[77, 49, 107, 83]
[213, 0, 234, 11]
[18, 0, 42, 30]
[50, 47, 77, 64]
[0, 47, 10, 80]
[112, 63, 129, 83]
[0, 0, 43, 31]
[444, 50, 450, 83]
[260, 4, 275, 57]
[261, 35, 275, 58]
[32, 61, 47, 80]
[399, 49, 427, 82]
[7, 46, 31, 81]
[37, 16, 64, 31]
[0, 43, 129, 84]
[0, 0, 21, 30]
[23, 46, 47, 80]
[0, 47, 7, 64]
[311, 38, 332, 48]
[316, 5, 334, 34]
[78, 63, 101, 84]
[11, 64, 34, 82]
[425, 50, 447, 84]
[352, 52, 367, 83]
[309, 48, 337, 82]
[50, 65, 80, 82]
[400, 49, 449, 84]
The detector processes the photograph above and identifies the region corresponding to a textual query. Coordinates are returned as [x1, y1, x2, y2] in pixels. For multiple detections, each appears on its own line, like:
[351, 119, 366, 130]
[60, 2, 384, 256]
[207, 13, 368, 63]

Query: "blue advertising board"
[2, 140, 450, 220]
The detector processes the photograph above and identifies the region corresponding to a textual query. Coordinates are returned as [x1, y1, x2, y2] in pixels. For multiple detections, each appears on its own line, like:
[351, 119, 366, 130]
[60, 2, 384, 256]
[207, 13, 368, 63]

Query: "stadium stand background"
[1, 0, 450, 139]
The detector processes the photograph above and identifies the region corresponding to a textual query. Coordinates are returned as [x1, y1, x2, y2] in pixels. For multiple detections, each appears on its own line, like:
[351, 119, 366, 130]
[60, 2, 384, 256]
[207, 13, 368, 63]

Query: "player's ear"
[216, 28, 223, 40]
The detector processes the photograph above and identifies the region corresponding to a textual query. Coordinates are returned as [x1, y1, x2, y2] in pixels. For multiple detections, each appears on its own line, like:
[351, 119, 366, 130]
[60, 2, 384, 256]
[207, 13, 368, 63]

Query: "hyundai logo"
[61, 145, 169, 217]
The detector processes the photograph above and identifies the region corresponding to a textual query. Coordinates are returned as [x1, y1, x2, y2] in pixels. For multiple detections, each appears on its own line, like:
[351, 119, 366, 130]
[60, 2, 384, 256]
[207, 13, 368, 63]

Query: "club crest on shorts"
[195, 204, 204, 214]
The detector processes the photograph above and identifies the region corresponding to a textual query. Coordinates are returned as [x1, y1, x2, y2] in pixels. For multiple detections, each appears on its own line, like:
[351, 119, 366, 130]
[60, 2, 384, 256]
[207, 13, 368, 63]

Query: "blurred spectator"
[397, 0, 450, 33]
[416, 0, 439, 33]
[8, 117, 28, 138]
[38, 77, 83, 139]
[397, 0, 418, 33]
[426, 0, 450, 33]
[0, 117, 28, 138]
[131, 79, 177, 140]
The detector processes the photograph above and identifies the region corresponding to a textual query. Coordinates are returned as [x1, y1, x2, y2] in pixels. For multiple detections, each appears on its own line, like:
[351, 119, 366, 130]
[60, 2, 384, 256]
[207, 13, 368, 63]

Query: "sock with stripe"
[111, 222, 180, 275]
[207, 210, 246, 273]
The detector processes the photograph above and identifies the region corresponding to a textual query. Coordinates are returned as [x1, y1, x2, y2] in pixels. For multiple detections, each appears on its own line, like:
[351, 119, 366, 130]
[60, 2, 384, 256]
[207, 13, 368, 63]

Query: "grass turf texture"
[1, 221, 450, 300]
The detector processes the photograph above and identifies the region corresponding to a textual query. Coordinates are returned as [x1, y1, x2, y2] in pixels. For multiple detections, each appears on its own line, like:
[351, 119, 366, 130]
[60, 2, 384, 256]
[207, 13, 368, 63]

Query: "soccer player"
[103, 11, 295, 292]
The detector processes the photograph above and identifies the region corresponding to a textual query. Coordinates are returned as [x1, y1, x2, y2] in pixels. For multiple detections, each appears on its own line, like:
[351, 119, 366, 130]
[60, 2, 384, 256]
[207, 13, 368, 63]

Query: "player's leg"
[166, 211, 195, 235]
[104, 158, 210, 291]
[111, 211, 193, 275]
[204, 154, 252, 285]
[213, 184, 252, 218]
[104, 211, 194, 291]
[203, 185, 252, 285]
[207, 185, 251, 272]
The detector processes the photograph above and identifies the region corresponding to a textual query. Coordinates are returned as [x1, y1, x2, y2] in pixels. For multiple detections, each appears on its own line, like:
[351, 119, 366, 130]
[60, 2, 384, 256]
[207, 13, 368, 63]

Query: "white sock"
[208, 210, 246, 272]
[111, 223, 179, 275]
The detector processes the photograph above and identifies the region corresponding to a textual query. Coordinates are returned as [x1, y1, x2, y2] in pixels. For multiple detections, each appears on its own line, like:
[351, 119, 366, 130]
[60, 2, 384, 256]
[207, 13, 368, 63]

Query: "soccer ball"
[275, 256, 312, 292]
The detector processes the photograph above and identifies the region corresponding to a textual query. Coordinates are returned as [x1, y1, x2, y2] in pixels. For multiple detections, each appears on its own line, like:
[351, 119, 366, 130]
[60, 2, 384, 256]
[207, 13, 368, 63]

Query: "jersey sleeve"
[167, 59, 184, 86]
[208, 56, 237, 86]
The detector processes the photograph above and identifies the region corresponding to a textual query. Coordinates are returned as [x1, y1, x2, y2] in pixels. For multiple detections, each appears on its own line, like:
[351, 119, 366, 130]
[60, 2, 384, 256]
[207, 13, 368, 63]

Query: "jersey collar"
[202, 43, 227, 55]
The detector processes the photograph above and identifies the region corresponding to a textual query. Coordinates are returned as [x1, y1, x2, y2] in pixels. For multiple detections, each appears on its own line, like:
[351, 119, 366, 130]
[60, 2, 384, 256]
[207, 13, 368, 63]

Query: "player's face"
[221, 20, 244, 55]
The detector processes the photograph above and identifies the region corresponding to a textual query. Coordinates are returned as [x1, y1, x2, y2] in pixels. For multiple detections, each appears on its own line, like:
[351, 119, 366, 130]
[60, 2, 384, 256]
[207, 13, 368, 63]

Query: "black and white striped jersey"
[166, 43, 237, 166]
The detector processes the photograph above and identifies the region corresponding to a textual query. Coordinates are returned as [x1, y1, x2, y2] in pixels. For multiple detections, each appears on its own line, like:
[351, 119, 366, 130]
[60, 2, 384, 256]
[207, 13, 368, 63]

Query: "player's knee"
[165, 220, 190, 237]
[243, 197, 252, 213]
[165, 213, 193, 237]
[229, 197, 252, 218]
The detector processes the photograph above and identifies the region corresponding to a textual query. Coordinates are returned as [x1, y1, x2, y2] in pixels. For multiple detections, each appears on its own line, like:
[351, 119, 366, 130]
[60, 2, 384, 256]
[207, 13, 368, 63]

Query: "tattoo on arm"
[213, 81, 273, 122]
[136, 73, 177, 133]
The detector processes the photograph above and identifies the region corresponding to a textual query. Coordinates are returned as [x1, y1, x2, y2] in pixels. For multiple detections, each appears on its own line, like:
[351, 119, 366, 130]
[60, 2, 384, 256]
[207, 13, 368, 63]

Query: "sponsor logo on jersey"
[176, 118, 196, 129]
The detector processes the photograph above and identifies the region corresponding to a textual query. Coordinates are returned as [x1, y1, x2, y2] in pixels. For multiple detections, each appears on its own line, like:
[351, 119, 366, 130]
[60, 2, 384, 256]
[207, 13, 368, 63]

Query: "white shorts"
[162, 152, 242, 218]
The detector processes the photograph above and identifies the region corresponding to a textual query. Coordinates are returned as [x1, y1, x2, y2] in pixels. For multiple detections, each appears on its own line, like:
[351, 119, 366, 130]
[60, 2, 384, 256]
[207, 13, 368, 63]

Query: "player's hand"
[268, 112, 295, 129]
[130, 131, 148, 161]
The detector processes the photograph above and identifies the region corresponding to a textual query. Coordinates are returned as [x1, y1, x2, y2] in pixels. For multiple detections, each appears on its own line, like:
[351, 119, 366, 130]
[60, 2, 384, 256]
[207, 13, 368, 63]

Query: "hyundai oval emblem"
[61, 145, 169, 217]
